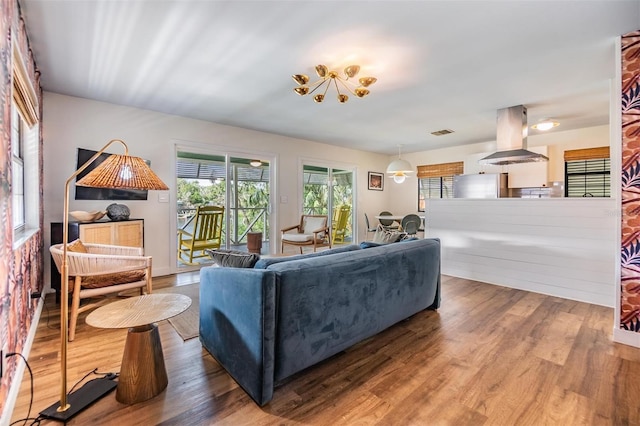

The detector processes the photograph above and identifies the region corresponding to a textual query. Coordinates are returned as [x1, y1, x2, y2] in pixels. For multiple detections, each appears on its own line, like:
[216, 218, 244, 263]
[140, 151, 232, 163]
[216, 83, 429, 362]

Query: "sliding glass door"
[176, 150, 271, 268]
[302, 164, 354, 245]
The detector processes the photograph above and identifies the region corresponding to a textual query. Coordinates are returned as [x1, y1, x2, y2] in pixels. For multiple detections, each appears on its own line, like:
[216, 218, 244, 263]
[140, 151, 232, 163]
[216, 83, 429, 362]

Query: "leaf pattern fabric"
[621, 31, 640, 331]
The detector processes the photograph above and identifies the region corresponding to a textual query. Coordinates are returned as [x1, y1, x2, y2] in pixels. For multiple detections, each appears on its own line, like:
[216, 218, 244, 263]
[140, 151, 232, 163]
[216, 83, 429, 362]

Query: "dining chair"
[401, 214, 422, 237]
[378, 211, 399, 230]
[364, 213, 378, 240]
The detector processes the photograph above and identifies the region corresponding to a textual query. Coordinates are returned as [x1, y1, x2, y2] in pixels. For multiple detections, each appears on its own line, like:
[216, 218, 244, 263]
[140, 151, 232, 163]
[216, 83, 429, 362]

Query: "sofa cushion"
[253, 244, 361, 269]
[282, 233, 314, 243]
[77, 270, 146, 289]
[206, 249, 260, 268]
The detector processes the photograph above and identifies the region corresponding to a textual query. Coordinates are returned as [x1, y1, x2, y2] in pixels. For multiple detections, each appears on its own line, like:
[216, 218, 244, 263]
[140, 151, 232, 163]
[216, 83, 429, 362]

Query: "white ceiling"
[20, 0, 640, 155]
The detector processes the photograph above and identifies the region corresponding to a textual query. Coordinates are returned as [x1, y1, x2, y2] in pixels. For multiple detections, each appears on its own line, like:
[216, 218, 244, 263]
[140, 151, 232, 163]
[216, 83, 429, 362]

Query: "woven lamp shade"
[76, 154, 169, 190]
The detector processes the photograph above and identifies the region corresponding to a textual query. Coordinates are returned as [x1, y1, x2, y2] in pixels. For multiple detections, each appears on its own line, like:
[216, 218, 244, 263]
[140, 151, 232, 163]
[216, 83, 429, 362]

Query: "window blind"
[12, 46, 38, 128]
[564, 147, 610, 162]
[417, 161, 463, 178]
[565, 158, 610, 197]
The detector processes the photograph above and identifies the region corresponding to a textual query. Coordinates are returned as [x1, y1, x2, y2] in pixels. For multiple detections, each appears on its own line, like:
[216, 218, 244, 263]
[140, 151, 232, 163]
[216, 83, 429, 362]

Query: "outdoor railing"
[178, 206, 269, 246]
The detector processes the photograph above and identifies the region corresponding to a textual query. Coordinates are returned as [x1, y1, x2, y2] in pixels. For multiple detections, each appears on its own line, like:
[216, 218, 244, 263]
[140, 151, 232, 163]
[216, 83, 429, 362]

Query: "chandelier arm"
[333, 78, 343, 97]
[307, 78, 329, 95]
[322, 80, 331, 97]
[336, 77, 357, 96]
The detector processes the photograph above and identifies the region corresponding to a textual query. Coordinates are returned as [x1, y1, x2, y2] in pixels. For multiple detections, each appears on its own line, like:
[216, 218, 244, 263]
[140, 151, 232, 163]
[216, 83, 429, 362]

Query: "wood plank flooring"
[9, 274, 640, 425]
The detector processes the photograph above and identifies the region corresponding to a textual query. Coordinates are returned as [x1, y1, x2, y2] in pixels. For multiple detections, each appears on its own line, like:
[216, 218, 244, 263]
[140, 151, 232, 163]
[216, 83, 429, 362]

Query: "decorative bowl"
[69, 210, 107, 222]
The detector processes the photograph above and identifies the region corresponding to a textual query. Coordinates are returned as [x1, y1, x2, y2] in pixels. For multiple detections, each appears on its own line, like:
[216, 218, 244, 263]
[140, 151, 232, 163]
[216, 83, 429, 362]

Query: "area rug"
[156, 283, 199, 341]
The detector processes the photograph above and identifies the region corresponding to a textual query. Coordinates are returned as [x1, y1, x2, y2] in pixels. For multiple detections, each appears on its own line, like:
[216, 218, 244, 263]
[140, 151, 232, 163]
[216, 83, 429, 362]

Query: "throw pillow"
[372, 225, 406, 244]
[206, 249, 260, 268]
[66, 239, 88, 253]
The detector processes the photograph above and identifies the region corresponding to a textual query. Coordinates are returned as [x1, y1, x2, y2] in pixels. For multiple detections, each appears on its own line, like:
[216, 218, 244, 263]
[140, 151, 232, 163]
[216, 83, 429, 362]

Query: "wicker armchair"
[50, 241, 152, 341]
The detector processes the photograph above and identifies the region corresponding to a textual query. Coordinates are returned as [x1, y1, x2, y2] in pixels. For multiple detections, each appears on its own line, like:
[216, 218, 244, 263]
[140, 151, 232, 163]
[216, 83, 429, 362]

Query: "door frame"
[298, 157, 358, 245]
[170, 139, 277, 274]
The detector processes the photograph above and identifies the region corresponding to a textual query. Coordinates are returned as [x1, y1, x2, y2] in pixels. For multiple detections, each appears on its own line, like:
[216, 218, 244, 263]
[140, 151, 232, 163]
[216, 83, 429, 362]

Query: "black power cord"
[7, 351, 118, 426]
[6, 352, 42, 426]
[68, 368, 119, 394]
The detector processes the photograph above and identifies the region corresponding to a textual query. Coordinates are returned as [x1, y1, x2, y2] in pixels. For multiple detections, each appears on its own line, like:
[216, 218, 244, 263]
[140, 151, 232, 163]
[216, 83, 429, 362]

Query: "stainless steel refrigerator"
[453, 173, 508, 198]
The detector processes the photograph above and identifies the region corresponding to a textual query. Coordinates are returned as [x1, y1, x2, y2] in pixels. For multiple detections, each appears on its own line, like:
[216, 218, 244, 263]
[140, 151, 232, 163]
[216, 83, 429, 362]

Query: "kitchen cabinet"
[50, 219, 144, 300]
[506, 146, 549, 188]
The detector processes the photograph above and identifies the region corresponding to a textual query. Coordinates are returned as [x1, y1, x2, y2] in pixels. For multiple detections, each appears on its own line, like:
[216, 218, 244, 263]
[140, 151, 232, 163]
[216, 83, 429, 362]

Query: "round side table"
[86, 293, 191, 404]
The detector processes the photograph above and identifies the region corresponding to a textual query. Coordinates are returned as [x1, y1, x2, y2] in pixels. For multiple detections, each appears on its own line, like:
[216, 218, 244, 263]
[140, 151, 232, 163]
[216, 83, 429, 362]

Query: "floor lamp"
[40, 139, 168, 421]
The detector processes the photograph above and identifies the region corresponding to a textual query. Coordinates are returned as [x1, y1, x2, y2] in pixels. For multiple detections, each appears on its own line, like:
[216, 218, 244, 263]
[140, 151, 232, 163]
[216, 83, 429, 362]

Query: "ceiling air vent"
[430, 129, 454, 136]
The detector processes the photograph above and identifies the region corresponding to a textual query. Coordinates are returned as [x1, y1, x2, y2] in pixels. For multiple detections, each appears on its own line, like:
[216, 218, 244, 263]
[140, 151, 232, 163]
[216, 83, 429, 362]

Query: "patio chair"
[177, 205, 224, 264]
[332, 205, 351, 243]
[281, 214, 331, 253]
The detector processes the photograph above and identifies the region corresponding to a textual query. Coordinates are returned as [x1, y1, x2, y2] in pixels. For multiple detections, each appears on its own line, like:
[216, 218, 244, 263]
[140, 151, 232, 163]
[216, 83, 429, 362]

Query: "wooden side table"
[86, 293, 191, 404]
[247, 231, 263, 254]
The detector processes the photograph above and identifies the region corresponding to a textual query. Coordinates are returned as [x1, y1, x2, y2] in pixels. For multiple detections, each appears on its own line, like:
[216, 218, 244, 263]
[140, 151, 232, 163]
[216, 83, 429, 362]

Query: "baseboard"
[613, 327, 640, 348]
[0, 296, 44, 426]
[153, 266, 172, 277]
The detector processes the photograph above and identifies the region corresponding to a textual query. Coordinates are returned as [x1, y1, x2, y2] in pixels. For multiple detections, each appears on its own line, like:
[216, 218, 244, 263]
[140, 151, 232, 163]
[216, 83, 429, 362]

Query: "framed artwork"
[368, 172, 384, 191]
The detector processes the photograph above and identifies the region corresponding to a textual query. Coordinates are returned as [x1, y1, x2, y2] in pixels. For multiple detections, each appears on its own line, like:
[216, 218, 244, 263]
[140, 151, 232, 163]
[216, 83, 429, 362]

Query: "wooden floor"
[10, 274, 640, 425]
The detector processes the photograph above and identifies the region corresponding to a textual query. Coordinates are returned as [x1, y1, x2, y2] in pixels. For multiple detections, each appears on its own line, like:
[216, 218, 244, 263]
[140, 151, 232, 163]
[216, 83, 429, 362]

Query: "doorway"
[175, 149, 272, 270]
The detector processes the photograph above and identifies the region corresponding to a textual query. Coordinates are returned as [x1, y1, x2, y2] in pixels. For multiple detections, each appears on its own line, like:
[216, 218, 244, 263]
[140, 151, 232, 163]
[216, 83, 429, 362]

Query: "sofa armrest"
[199, 267, 277, 406]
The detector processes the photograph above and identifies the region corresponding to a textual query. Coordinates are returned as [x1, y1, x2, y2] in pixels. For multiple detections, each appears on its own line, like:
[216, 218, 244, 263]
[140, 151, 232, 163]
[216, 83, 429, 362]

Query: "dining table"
[374, 215, 425, 221]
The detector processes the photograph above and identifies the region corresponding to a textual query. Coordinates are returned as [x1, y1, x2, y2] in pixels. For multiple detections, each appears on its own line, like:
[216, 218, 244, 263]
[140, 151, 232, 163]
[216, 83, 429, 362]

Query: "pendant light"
[386, 145, 413, 183]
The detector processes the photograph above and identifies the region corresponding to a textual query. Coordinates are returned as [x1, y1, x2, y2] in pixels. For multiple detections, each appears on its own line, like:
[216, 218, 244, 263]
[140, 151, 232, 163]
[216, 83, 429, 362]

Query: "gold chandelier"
[292, 64, 377, 103]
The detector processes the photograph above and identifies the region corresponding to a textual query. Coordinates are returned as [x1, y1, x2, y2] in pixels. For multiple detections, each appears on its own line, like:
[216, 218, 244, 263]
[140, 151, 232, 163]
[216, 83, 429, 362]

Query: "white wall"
[43, 92, 391, 281]
[429, 198, 616, 306]
[380, 125, 615, 305]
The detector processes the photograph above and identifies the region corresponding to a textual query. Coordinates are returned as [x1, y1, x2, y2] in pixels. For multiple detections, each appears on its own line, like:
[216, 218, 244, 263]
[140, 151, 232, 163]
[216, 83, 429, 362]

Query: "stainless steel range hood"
[479, 105, 549, 165]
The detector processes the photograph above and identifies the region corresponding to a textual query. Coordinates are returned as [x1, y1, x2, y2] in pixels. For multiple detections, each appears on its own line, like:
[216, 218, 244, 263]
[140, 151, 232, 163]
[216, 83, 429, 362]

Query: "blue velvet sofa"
[199, 238, 441, 406]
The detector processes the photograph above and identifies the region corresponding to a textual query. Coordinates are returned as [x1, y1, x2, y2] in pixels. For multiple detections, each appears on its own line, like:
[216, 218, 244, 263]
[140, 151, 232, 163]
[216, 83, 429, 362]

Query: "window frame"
[11, 40, 40, 247]
[11, 104, 26, 231]
[416, 162, 462, 211]
[563, 147, 610, 198]
[418, 176, 455, 211]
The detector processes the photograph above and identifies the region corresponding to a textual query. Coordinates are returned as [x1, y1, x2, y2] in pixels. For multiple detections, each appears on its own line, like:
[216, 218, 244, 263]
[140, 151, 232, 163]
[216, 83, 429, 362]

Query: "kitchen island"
[426, 197, 616, 306]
